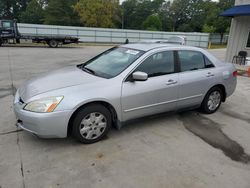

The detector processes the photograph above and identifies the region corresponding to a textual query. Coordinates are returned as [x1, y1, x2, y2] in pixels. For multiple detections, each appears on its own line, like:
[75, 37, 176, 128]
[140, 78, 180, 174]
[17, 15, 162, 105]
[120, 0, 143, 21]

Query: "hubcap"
[79, 112, 107, 140]
[207, 91, 221, 111]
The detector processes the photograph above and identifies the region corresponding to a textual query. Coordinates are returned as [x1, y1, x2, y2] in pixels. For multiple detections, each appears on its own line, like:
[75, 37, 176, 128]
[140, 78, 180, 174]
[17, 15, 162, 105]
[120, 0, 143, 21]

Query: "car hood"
[18, 66, 104, 102]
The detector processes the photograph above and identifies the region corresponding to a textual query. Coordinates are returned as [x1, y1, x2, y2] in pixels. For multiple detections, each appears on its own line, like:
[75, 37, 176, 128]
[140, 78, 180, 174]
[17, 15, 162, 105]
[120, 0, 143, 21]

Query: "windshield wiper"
[81, 66, 96, 75]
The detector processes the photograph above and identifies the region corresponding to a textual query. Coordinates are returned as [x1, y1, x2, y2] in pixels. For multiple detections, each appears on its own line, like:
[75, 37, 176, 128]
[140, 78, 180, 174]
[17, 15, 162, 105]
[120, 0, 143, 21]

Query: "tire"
[201, 87, 223, 114]
[72, 104, 111, 144]
[48, 40, 58, 48]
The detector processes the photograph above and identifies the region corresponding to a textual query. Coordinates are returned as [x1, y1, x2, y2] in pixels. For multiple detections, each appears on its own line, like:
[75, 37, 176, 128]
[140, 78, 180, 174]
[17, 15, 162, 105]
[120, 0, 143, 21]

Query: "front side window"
[247, 31, 250, 48]
[80, 47, 144, 78]
[135, 51, 175, 77]
[178, 50, 205, 72]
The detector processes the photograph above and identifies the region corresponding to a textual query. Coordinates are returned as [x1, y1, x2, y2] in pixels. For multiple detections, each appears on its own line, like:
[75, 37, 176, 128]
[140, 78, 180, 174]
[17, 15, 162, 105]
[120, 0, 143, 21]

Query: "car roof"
[120, 43, 221, 66]
[120, 43, 200, 52]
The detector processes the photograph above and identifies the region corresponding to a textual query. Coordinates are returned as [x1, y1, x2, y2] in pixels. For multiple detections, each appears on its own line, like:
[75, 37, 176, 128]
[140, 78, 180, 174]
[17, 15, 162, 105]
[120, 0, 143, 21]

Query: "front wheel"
[201, 87, 222, 114]
[72, 104, 111, 144]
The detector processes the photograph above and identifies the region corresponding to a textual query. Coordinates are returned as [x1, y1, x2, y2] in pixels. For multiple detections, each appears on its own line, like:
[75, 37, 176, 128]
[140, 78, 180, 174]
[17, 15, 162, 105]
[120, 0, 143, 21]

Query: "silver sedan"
[14, 43, 237, 144]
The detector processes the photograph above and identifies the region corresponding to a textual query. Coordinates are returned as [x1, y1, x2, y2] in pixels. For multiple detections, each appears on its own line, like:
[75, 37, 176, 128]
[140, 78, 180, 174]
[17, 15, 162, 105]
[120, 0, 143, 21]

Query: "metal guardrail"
[210, 34, 228, 44]
[18, 23, 209, 48]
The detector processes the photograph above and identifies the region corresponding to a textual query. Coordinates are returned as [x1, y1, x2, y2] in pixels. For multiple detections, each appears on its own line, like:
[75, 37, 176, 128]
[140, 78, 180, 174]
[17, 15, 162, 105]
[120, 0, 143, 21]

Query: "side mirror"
[132, 71, 148, 81]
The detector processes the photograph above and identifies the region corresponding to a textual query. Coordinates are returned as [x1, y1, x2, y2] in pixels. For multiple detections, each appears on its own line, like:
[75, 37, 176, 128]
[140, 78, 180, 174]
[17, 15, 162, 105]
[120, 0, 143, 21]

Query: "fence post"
[94, 30, 96, 43]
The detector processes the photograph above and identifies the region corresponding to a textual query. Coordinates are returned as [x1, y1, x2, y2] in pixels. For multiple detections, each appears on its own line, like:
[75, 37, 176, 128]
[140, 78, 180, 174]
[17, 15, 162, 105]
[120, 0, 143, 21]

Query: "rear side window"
[135, 51, 175, 77]
[178, 51, 205, 72]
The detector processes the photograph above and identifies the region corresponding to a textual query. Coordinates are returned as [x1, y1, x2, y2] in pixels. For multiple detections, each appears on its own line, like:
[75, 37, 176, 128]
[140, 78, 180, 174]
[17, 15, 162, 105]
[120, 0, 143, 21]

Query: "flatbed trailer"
[0, 20, 79, 48]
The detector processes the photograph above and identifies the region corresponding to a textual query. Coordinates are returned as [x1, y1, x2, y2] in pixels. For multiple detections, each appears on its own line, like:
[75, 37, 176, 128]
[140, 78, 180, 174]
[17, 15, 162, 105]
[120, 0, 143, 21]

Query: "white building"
[221, 0, 250, 64]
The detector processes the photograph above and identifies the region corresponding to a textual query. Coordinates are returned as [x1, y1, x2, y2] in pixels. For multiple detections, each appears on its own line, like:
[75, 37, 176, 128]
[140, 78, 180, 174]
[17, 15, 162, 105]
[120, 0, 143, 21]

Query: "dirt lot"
[0, 46, 250, 188]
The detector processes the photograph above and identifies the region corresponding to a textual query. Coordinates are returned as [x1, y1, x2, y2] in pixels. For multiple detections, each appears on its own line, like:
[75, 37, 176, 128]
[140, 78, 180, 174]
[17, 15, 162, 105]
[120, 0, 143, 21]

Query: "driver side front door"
[121, 50, 179, 121]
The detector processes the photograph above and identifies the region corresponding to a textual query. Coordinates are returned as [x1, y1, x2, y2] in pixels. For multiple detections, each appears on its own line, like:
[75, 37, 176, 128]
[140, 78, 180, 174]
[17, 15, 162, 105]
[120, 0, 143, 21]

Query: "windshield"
[79, 47, 144, 78]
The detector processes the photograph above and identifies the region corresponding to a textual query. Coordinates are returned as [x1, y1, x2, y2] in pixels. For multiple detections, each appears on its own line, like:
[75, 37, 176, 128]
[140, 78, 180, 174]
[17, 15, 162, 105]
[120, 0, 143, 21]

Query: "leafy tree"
[20, 0, 45, 24]
[168, 0, 209, 32]
[121, 0, 137, 29]
[0, 0, 11, 18]
[158, 1, 173, 31]
[0, 0, 234, 36]
[178, 24, 193, 32]
[143, 14, 162, 31]
[44, 0, 80, 26]
[204, 0, 234, 43]
[215, 0, 234, 38]
[0, 0, 29, 19]
[202, 24, 216, 33]
[122, 0, 164, 30]
[74, 0, 119, 28]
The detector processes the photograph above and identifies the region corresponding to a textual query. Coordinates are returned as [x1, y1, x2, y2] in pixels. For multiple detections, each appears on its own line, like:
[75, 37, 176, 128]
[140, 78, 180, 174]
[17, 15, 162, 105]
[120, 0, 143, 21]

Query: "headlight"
[24, 96, 63, 113]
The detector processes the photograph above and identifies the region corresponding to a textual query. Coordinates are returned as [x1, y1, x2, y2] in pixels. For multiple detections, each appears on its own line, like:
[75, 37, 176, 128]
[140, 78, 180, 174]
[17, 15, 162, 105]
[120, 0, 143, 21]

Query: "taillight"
[233, 70, 237, 77]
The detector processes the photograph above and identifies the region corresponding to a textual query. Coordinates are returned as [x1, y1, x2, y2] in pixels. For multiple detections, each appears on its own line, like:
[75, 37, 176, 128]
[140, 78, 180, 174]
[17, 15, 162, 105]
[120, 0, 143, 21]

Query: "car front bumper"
[13, 93, 72, 138]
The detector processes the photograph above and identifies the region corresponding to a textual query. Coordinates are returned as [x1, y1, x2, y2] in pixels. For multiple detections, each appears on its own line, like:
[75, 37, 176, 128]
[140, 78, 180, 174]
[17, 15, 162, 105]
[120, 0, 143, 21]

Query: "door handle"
[206, 72, 214, 77]
[166, 79, 178, 85]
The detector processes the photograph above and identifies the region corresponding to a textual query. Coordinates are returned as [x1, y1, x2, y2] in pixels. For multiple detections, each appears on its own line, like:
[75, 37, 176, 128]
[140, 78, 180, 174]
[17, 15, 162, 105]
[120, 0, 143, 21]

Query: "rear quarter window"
[204, 56, 215, 68]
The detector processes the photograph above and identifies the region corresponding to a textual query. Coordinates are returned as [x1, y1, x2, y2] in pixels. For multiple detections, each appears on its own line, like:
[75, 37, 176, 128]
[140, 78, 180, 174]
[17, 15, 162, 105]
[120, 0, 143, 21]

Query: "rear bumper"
[14, 101, 72, 138]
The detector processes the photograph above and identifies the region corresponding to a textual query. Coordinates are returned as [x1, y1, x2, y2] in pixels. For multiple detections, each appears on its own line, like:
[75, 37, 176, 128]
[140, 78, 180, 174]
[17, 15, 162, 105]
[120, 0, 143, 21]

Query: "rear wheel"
[72, 104, 111, 144]
[201, 87, 222, 114]
[48, 40, 58, 48]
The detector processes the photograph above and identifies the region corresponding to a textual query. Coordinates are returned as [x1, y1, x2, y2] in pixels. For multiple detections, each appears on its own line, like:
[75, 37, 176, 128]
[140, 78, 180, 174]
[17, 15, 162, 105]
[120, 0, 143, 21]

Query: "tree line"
[0, 0, 233, 35]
